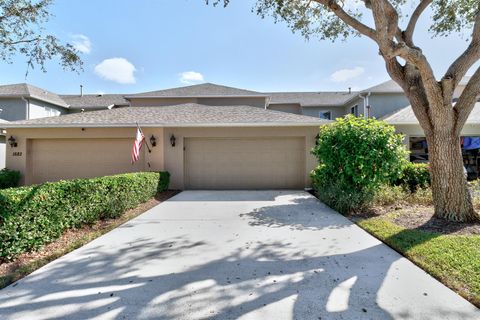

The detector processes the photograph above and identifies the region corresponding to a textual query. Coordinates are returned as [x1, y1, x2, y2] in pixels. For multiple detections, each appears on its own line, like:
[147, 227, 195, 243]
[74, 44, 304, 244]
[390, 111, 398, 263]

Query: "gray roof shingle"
[0, 83, 68, 108]
[127, 83, 268, 98]
[364, 80, 403, 93]
[61, 94, 129, 109]
[2, 103, 327, 128]
[267, 91, 358, 107]
[382, 102, 480, 124]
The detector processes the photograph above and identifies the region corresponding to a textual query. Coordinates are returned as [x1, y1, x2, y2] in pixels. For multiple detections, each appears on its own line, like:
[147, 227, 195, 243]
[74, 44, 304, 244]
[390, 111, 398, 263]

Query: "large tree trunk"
[426, 130, 479, 222]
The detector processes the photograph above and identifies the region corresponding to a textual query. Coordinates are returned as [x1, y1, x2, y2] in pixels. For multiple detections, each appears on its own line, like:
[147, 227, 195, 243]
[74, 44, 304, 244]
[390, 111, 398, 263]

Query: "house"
[383, 102, 480, 179]
[0, 83, 69, 121]
[2, 104, 325, 189]
[1, 78, 477, 187]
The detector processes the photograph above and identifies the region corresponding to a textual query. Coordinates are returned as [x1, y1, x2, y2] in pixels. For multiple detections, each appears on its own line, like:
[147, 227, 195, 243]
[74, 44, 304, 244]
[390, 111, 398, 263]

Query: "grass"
[357, 214, 480, 307]
[0, 191, 178, 289]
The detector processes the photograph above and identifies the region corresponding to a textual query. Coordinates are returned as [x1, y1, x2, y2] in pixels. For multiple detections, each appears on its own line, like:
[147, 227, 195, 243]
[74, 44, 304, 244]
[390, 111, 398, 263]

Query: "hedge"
[0, 171, 170, 261]
[0, 168, 21, 189]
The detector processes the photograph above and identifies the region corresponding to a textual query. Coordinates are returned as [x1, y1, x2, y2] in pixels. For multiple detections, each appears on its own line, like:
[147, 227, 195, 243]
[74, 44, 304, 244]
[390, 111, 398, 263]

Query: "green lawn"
[357, 214, 480, 307]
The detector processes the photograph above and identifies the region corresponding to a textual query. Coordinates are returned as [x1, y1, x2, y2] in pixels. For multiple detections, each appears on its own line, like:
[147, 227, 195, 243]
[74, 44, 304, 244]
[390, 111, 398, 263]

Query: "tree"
[210, 0, 480, 222]
[0, 0, 82, 74]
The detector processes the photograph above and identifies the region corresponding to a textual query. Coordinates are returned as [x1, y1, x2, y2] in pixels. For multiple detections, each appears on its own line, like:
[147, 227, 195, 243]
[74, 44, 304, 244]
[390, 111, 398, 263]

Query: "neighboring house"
[0, 83, 68, 121]
[2, 104, 325, 189]
[383, 102, 480, 179]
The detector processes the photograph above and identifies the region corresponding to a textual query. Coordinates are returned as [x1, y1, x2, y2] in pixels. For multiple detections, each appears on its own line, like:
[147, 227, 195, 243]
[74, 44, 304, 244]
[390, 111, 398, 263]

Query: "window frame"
[318, 110, 332, 120]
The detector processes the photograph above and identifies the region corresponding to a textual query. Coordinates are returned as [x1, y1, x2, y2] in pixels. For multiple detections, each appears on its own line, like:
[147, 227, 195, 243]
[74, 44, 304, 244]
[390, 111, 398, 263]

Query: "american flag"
[131, 125, 145, 163]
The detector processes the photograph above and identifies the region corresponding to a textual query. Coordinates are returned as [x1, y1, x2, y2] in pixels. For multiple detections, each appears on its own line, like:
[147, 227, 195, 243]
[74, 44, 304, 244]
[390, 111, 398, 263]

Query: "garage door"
[29, 139, 144, 184]
[185, 137, 305, 189]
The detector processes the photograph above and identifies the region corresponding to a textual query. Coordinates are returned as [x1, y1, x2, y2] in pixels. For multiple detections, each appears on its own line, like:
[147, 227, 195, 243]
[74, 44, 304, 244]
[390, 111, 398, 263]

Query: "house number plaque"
[12, 152, 22, 157]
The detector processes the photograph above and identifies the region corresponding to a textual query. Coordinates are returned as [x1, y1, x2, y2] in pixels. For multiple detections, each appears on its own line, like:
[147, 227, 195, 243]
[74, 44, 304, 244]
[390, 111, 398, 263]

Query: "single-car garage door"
[185, 137, 305, 189]
[29, 139, 144, 184]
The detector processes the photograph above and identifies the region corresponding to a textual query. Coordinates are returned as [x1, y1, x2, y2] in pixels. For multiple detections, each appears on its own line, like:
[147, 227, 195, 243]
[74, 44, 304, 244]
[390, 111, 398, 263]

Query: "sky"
[0, 0, 476, 95]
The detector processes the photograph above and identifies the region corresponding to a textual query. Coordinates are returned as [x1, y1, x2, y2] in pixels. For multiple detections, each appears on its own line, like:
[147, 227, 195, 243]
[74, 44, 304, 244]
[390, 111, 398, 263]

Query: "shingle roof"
[382, 102, 480, 124]
[127, 83, 268, 98]
[60, 94, 129, 109]
[267, 91, 358, 107]
[364, 80, 403, 93]
[2, 103, 327, 128]
[0, 83, 68, 108]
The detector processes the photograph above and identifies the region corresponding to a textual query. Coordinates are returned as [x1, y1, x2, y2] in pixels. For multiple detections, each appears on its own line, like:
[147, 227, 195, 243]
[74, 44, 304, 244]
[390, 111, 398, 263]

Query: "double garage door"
[29, 139, 143, 185]
[28, 137, 306, 189]
[185, 137, 305, 189]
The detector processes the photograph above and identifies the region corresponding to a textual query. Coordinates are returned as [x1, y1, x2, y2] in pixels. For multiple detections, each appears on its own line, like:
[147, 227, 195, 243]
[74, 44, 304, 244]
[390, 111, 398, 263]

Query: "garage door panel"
[185, 137, 305, 189]
[30, 139, 144, 184]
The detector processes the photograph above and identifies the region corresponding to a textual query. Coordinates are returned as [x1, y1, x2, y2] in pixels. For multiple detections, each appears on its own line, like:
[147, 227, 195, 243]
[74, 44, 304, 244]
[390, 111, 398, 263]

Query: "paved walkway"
[0, 191, 478, 319]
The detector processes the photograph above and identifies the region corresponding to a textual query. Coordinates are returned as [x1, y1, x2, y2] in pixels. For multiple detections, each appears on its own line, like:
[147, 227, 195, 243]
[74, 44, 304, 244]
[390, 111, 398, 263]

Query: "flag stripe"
[132, 126, 145, 163]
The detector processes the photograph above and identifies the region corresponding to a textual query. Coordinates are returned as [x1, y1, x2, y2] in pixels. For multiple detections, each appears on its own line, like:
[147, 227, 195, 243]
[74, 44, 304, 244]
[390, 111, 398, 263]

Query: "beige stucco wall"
[267, 104, 302, 114]
[129, 98, 198, 107]
[5, 127, 164, 185]
[128, 96, 267, 108]
[162, 126, 319, 190]
[6, 125, 319, 189]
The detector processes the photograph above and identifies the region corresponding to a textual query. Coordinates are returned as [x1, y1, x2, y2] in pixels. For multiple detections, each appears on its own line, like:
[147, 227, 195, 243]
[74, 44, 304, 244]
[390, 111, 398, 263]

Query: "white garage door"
[185, 137, 305, 189]
[29, 139, 144, 184]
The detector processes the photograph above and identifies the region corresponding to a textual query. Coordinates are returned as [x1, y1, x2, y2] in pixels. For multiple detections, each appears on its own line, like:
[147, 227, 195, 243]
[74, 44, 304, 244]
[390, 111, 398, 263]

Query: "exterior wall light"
[149, 135, 157, 147]
[8, 136, 17, 148]
[170, 134, 176, 147]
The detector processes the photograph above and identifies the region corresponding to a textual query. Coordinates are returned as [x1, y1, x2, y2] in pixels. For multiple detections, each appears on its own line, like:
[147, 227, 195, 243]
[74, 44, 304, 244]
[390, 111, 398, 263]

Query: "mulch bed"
[0, 190, 180, 287]
[366, 204, 480, 236]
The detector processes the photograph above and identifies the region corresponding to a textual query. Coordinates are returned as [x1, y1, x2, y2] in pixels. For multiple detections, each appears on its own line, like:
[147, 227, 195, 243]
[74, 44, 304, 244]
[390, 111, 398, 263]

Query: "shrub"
[311, 115, 408, 213]
[393, 162, 430, 193]
[0, 171, 170, 261]
[0, 168, 21, 189]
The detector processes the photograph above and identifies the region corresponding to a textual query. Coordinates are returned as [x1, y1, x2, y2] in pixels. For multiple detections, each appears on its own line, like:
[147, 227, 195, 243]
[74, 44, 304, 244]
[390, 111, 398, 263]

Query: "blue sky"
[0, 0, 475, 94]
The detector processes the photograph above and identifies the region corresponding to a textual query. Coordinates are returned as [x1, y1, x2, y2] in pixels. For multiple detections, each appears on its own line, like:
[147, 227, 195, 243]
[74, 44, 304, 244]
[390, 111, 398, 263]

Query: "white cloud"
[330, 66, 365, 83]
[94, 58, 136, 84]
[179, 71, 204, 84]
[70, 34, 91, 54]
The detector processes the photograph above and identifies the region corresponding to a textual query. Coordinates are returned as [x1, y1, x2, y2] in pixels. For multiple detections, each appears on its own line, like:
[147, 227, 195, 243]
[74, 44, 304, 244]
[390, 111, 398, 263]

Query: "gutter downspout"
[359, 92, 371, 118]
[21, 97, 30, 120]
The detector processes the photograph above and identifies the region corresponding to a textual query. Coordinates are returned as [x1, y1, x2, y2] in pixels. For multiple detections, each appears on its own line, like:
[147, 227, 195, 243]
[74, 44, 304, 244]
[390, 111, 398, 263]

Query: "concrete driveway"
[0, 191, 478, 320]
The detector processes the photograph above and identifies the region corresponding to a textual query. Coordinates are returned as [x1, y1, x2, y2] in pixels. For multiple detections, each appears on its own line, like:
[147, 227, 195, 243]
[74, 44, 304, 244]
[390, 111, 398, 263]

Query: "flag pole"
[136, 122, 151, 153]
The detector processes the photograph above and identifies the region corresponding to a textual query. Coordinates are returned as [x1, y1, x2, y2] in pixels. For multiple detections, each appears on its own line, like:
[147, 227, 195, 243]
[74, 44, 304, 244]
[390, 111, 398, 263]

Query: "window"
[350, 105, 359, 117]
[318, 110, 332, 120]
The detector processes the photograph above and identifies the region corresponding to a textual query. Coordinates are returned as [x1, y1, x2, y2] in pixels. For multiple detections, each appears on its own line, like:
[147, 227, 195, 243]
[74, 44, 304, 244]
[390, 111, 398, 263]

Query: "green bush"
[0, 171, 170, 261]
[0, 168, 21, 189]
[311, 115, 408, 213]
[393, 162, 430, 193]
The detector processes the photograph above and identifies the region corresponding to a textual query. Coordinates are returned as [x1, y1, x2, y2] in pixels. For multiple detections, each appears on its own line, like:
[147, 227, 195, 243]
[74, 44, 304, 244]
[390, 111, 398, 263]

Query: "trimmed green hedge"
[0, 171, 170, 261]
[0, 168, 21, 189]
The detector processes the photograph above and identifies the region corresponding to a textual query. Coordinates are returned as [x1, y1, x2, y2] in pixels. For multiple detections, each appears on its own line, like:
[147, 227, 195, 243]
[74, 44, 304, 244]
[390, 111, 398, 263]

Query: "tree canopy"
[0, 0, 82, 74]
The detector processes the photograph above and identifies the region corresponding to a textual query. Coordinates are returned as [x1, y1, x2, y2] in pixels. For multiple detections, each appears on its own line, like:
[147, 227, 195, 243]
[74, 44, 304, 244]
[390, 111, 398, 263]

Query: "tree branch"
[454, 66, 480, 133]
[444, 8, 480, 89]
[312, 0, 377, 40]
[0, 37, 42, 46]
[404, 0, 433, 46]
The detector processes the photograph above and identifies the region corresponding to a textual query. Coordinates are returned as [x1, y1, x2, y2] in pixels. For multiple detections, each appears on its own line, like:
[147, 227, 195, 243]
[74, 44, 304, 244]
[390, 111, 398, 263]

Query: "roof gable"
[0, 83, 68, 108]
[382, 102, 480, 124]
[127, 83, 268, 98]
